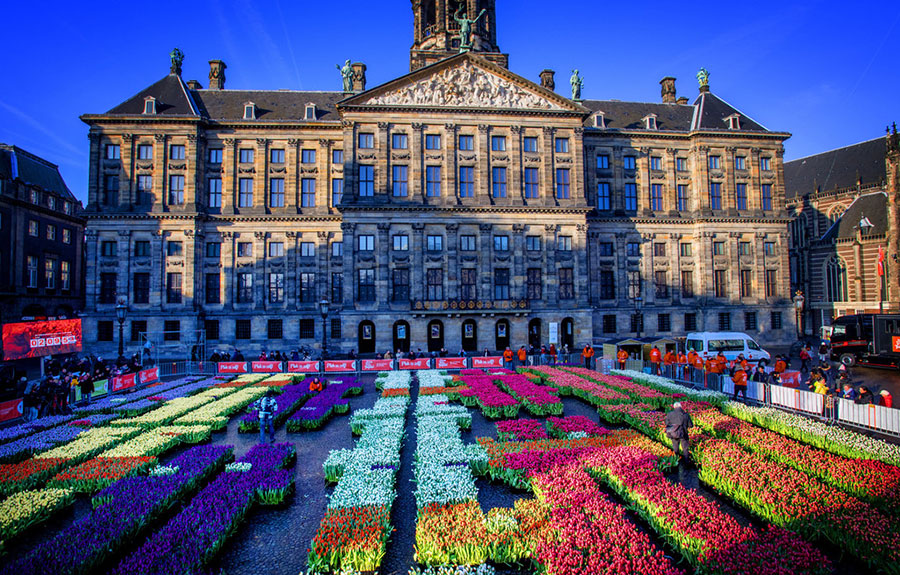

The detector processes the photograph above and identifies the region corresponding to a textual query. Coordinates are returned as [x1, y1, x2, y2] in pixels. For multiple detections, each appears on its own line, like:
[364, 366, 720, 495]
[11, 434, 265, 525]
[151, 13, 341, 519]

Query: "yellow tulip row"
[0, 487, 74, 544]
[34, 427, 141, 460]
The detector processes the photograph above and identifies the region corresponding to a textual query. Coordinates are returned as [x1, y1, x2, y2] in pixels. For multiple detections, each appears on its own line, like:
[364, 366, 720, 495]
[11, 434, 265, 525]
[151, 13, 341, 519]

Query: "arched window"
[826, 258, 848, 302]
[828, 205, 846, 226]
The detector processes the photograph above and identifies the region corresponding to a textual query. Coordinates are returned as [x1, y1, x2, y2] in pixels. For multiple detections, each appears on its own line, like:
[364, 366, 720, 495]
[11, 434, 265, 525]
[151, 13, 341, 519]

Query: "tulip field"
[0, 366, 899, 574]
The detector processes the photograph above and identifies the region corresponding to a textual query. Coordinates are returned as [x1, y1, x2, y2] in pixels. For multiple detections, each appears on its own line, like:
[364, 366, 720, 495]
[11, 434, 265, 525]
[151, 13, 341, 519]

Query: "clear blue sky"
[1, 0, 897, 203]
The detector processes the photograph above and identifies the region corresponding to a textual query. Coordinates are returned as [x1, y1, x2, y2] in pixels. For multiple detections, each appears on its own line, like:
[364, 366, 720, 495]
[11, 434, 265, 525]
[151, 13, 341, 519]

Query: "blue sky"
[1, 0, 898, 203]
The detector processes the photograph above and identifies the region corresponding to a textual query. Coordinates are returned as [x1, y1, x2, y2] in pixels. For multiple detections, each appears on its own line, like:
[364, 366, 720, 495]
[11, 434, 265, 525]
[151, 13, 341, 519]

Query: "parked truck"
[829, 313, 900, 369]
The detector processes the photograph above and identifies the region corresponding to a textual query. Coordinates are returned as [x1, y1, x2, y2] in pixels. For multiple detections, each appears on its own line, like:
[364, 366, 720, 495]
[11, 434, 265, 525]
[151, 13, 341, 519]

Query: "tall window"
[206, 242, 221, 259]
[713, 241, 725, 256]
[168, 175, 184, 205]
[765, 269, 777, 298]
[299, 319, 315, 339]
[236, 319, 251, 340]
[626, 242, 641, 257]
[555, 169, 570, 199]
[392, 165, 408, 197]
[332, 272, 343, 303]
[491, 136, 506, 151]
[623, 156, 636, 170]
[205, 273, 220, 304]
[237, 242, 253, 257]
[392, 269, 410, 302]
[358, 235, 374, 251]
[526, 268, 542, 300]
[28, 220, 38, 237]
[268, 319, 284, 340]
[425, 134, 441, 150]
[597, 183, 611, 210]
[106, 144, 120, 159]
[524, 168, 539, 199]
[426, 166, 441, 197]
[170, 145, 185, 160]
[137, 175, 153, 205]
[494, 269, 510, 300]
[718, 313, 731, 331]
[101, 240, 117, 257]
[681, 270, 694, 298]
[740, 269, 753, 297]
[492, 167, 507, 198]
[658, 313, 671, 332]
[332, 149, 343, 164]
[597, 242, 614, 257]
[599, 270, 615, 299]
[300, 273, 316, 303]
[269, 178, 285, 207]
[524, 137, 538, 152]
[268, 242, 284, 257]
[761, 184, 773, 211]
[526, 236, 541, 251]
[270, 149, 285, 164]
[826, 258, 848, 302]
[238, 178, 254, 207]
[26, 256, 39, 288]
[625, 183, 637, 211]
[134, 273, 150, 304]
[676, 185, 688, 211]
[735, 183, 748, 210]
[332, 178, 344, 205]
[44, 259, 56, 289]
[269, 273, 285, 303]
[596, 154, 610, 169]
[358, 269, 375, 302]
[771, 311, 783, 330]
[207, 178, 222, 208]
[359, 166, 374, 197]
[331, 241, 343, 258]
[426, 235, 443, 251]
[99, 272, 116, 303]
[555, 138, 569, 153]
[602, 315, 617, 334]
[676, 157, 687, 171]
[709, 183, 722, 210]
[650, 156, 661, 170]
[132, 240, 150, 258]
[738, 242, 751, 256]
[650, 184, 663, 211]
[237, 272, 253, 303]
[460, 235, 476, 251]
[460, 268, 477, 300]
[493, 235, 509, 251]
[301, 178, 316, 207]
[104, 175, 119, 206]
[393, 234, 409, 251]
[685, 312, 698, 331]
[138, 144, 153, 160]
[167, 241, 183, 257]
[459, 135, 474, 151]
[734, 156, 746, 170]
[708, 155, 720, 169]
[238, 148, 254, 163]
[208, 148, 222, 163]
[558, 268, 574, 300]
[358, 133, 374, 149]
[426, 268, 443, 300]
[301, 149, 316, 164]
[459, 166, 474, 198]
[655, 271, 668, 298]
[557, 236, 572, 251]
[166, 272, 182, 304]
[744, 311, 758, 331]
[300, 242, 315, 257]
[60, 261, 70, 290]
[713, 269, 727, 298]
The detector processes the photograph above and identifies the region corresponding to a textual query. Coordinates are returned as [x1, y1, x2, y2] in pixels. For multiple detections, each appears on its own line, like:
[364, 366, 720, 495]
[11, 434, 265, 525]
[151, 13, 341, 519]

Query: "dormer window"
[593, 112, 606, 129]
[725, 114, 741, 130]
[643, 114, 658, 130]
[143, 97, 156, 115]
[243, 102, 257, 120]
[304, 103, 317, 120]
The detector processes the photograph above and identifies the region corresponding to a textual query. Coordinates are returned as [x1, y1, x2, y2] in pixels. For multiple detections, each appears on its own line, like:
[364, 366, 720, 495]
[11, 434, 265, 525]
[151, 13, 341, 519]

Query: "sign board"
[288, 361, 319, 373]
[138, 367, 160, 385]
[2, 319, 83, 360]
[435, 357, 466, 370]
[549, 322, 559, 345]
[471, 356, 503, 368]
[323, 360, 356, 373]
[75, 378, 109, 402]
[398, 358, 431, 370]
[251, 361, 283, 373]
[893, 336, 900, 353]
[361, 359, 393, 372]
[217, 362, 248, 374]
[111, 372, 137, 392]
[0, 398, 23, 422]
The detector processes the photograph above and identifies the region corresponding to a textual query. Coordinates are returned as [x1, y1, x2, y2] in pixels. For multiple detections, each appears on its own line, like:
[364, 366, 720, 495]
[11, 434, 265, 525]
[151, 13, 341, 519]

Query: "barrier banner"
[217, 362, 248, 374]
[288, 361, 319, 373]
[111, 373, 137, 392]
[361, 359, 393, 372]
[139, 367, 160, 385]
[398, 358, 431, 370]
[472, 356, 503, 368]
[780, 371, 802, 388]
[75, 378, 109, 402]
[0, 398, 23, 423]
[251, 361, 283, 373]
[435, 357, 466, 370]
[323, 360, 356, 373]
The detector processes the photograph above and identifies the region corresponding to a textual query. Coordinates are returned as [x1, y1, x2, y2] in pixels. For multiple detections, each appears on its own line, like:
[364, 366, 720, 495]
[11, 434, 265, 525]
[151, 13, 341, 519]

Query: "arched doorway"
[358, 321, 376, 355]
[461, 319, 478, 352]
[528, 318, 542, 349]
[393, 321, 410, 353]
[495, 319, 510, 352]
[561, 317, 575, 350]
[427, 320, 444, 352]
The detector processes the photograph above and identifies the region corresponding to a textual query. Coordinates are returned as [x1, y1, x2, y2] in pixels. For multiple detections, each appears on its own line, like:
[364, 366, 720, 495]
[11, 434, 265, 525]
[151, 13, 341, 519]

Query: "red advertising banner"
[111, 373, 137, 392]
[217, 362, 248, 374]
[138, 367, 160, 385]
[323, 360, 356, 373]
[472, 356, 503, 368]
[2, 319, 83, 361]
[360, 359, 393, 372]
[0, 398, 23, 423]
[893, 336, 900, 353]
[398, 358, 431, 370]
[251, 361, 283, 373]
[435, 357, 466, 370]
[288, 361, 319, 373]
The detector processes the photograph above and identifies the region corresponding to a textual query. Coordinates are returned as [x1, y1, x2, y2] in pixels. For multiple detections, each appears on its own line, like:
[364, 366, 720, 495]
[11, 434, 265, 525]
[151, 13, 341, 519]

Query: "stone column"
[478, 124, 491, 203]
[153, 134, 167, 209]
[121, 133, 134, 207]
[479, 224, 493, 300]
[223, 139, 236, 214]
[255, 138, 268, 211]
[443, 123, 457, 207]
[412, 223, 425, 301]
[341, 223, 356, 307]
[186, 134, 199, 208]
[411, 123, 424, 202]
[222, 232, 235, 310]
[87, 133, 101, 208]
[510, 126, 523, 203]
[446, 223, 459, 299]
[377, 223, 390, 308]
[377, 122, 390, 199]
[541, 127, 555, 206]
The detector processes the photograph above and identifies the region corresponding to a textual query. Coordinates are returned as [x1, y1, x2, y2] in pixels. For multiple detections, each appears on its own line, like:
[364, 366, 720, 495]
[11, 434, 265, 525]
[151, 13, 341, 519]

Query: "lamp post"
[115, 300, 127, 362]
[792, 290, 805, 341]
[318, 299, 329, 360]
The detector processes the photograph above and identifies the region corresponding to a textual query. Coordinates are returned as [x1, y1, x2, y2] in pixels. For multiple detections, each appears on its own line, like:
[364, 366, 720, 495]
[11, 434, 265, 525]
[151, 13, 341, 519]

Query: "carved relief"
[392, 153, 411, 161]
[366, 60, 562, 110]
[238, 167, 256, 174]
[168, 163, 186, 170]
[425, 154, 443, 161]
[300, 166, 318, 174]
[319, 139, 332, 148]
[154, 134, 167, 143]
[524, 156, 542, 163]
[254, 232, 268, 240]
[358, 153, 377, 160]
[556, 157, 573, 164]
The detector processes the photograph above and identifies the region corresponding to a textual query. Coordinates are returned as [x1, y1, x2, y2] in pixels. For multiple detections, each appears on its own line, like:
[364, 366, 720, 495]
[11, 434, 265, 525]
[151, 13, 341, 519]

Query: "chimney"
[351, 62, 367, 92]
[660, 77, 676, 104]
[186, 80, 203, 90]
[208, 60, 227, 90]
[676, 97, 688, 105]
[539, 69, 556, 91]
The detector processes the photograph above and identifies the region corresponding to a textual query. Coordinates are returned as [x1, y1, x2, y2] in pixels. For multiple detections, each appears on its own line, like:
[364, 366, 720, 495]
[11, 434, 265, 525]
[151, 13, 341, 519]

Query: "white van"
[685, 332, 771, 364]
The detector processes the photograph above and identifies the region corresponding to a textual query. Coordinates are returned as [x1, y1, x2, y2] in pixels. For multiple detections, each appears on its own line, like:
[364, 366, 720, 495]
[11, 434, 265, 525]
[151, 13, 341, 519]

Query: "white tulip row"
[610, 370, 729, 402]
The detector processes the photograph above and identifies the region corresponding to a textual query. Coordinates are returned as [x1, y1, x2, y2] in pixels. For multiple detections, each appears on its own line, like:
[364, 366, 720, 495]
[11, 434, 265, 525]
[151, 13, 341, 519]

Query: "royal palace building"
[80, 0, 795, 357]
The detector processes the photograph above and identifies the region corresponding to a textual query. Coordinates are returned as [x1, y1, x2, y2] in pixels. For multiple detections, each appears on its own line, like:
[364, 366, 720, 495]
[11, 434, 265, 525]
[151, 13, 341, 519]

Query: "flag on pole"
[877, 245, 885, 276]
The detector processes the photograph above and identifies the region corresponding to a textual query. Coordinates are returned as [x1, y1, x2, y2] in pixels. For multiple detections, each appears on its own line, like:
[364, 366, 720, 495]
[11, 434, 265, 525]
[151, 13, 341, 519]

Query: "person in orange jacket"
[691, 353, 704, 370]
[773, 356, 787, 374]
[502, 347, 514, 369]
[675, 350, 688, 380]
[517, 346, 528, 368]
[616, 348, 629, 370]
[309, 376, 324, 393]
[582, 344, 595, 370]
[732, 367, 748, 402]
[714, 352, 728, 374]
[649, 346, 662, 375]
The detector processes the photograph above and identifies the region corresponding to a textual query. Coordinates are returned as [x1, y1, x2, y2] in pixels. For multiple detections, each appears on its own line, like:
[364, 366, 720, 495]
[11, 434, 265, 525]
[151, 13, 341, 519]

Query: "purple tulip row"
[110, 443, 296, 575]
[1, 445, 231, 575]
[286, 379, 359, 431]
[0, 424, 86, 463]
[72, 376, 219, 415]
[0, 414, 79, 444]
[239, 380, 313, 431]
[69, 413, 119, 427]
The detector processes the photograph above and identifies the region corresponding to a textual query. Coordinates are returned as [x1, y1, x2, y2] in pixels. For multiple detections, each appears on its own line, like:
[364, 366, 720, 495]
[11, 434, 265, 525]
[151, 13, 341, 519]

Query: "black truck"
[829, 313, 900, 369]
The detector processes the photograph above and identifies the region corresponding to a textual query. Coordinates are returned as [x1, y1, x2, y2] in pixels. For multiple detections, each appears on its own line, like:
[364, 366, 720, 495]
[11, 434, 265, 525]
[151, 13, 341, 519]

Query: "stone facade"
[78, 2, 795, 358]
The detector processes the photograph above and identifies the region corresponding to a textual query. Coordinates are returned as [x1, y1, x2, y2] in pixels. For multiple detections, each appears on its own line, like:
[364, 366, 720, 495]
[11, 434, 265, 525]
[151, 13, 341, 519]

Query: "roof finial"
[697, 67, 710, 93]
[170, 48, 185, 76]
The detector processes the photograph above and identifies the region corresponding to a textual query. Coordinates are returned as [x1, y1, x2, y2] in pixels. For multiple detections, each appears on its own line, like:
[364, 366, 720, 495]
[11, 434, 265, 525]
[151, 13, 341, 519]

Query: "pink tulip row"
[582, 445, 832, 575]
[562, 367, 672, 402]
[494, 374, 563, 415]
[545, 416, 608, 438]
[495, 418, 548, 442]
[525, 366, 630, 405]
[531, 464, 686, 575]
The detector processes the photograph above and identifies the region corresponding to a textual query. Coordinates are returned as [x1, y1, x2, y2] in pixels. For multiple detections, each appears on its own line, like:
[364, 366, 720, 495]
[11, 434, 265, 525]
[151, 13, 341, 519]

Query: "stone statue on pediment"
[570, 69, 583, 101]
[455, 6, 486, 52]
[337, 60, 353, 92]
[170, 48, 184, 76]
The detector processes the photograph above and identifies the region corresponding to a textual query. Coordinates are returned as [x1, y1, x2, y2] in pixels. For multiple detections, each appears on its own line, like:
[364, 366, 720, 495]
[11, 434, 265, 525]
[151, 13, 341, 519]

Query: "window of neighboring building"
[166, 241, 183, 257]
[237, 272, 253, 303]
[426, 235, 443, 252]
[205, 273, 220, 304]
[99, 272, 116, 303]
[708, 155, 720, 169]
[270, 149, 285, 164]
[655, 270, 668, 298]
[357, 269, 375, 302]
[392, 165, 408, 197]
[460, 268, 477, 300]
[735, 156, 746, 170]
[392, 268, 410, 302]
[46, 225, 56, 241]
[524, 137, 538, 153]
[134, 272, 150, 304]
[626, 242, 640, 257]
[239, 148, 254, 163]
[625, 183, 637, 211]
[713, 269, 727, 298]
[524, 167, 539, 199]
[137, 144, 153, 160]
[709, 182, 722, 210]
[60, 260, 70, 290]
[106, 144, 120, 160]
[301, 149, 316, 164]
[596, 154, 609, 169]
[166, 272, 182, 304]
[459, 166, 474, 198]
[332, 241, 343, 258]
[555, 168, 570, 199]
[826, 258, 848, 302]
[300, 242, 316, 257]
[206, 242, 221, 259]
[269, 273, 285, 303]
[658, 313, 671, 332]
[104, 175, 119, 206]
[735, 183, 748, 210]
[526, 268, 542, 300]
[269, 178, 285, 207]
[332, 178, 344, 205]
[332, 149, 343, 164]
[599, 270, 615, 300]
[602, 314, 617, 334]
[557, 236, 572, 251]
[765, 269, 777, 297]
[358, 235, 374, 251]
[771, 311, 783, 330]
[359, 165, 374, 197]
[493, 235, 509, 251]
[268, 242, 284, 257]
[44, 258, 56, 289]
[681, 270, 694, 298]
[740, 269, 753, 297]
[170, 145, 185, 160]
[494, 268, 510, 300]
[460, 235, 476, 251]
[391, 133, 408, 150]
[559, 268, 574, 300]
[237, 242, 253, 257]
[676, 185, 688, 211]
[331, 272, 343, 304]
[685, 312, 698, 331]
[718, 312, 731, 331]
[358, 133, 374, 149]
[299, 319, 315, 339]
[393, 234, 409, 251]
[459, 135, 474, 151]
[168, 175, 185, 205]
[301, 178, 316, 207]
[236, 319, 251, 340]
[425, 134, 441, 150]
[650, 184, 663, 211]
[526, 235, 541, 251]
[555, 138, 569, 153]
[597, 183, 611, 210]
[268, 318, 283, 339]
[426, 268, 443, 300]
[208, 148, 223, 164]
[760, 157, 771, 171]
[97, 321, 114, 342]
[492, 167, 507, 198]
[238, 178, 253, 207]
[491, 135, 506, 151]
[761, 184, 773, 211]
[598, 242, 613, 257]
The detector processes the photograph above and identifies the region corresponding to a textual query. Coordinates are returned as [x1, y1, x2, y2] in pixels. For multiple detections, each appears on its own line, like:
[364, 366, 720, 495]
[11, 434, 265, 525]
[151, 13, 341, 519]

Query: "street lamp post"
[318, 299, 329, 360]
[115, 300, 127, 362]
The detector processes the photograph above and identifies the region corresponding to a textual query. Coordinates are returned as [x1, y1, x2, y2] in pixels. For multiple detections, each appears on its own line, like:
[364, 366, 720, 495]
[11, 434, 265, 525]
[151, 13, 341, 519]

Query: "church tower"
[410, 0, 508, 71]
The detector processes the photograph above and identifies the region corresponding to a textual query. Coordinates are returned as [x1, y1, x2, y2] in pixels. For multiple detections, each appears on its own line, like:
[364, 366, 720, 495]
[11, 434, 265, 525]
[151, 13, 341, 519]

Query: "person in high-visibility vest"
[662, 349, 676, 378]
[731, 367, 748, 402]
[714, 352, 728, 374]
[773, 356, 787, 374]
[502, 347, 514, 369]
[309, 377, 324, 393]
[649, 346, 662, 375]
[676, 350, 688, 380]
[617, 348, 629, 370]
[582, 344, 595, 370]
[517, 346, 528, 368]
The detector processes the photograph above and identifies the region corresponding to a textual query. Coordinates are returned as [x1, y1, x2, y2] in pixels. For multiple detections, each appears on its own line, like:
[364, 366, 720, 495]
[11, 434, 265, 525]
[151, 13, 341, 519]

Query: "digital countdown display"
[2, 319, 83, 360]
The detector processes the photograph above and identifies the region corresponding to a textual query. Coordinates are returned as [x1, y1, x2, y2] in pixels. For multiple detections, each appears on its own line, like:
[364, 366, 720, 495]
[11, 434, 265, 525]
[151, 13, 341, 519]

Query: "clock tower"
[410, 0, 508, 71]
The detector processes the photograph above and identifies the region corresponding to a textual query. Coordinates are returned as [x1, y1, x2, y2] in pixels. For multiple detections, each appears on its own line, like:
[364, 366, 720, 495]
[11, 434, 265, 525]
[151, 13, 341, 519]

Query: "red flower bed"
[50, 456, 156, 491]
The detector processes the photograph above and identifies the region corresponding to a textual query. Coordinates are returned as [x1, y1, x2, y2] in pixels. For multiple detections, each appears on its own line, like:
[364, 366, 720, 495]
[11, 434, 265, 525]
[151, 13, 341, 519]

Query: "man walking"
[582, 343, 594, 370]
[251, 389, 278, 444]
[665, 402, 693, 461]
